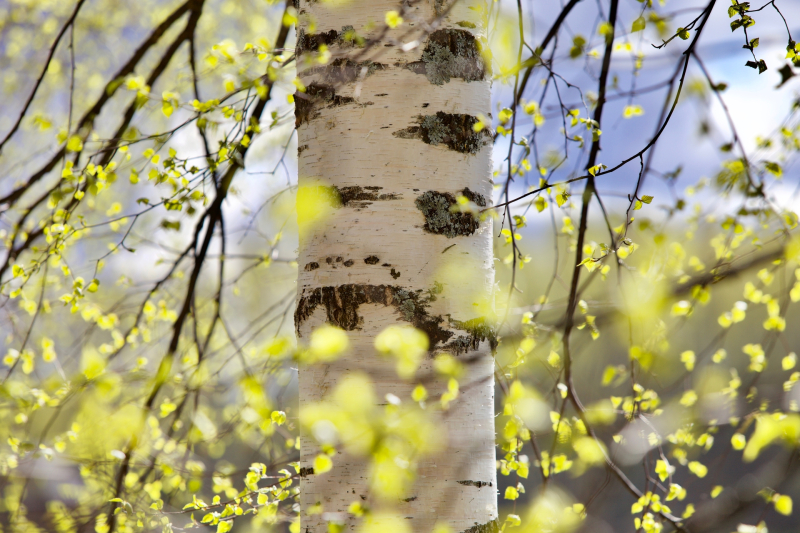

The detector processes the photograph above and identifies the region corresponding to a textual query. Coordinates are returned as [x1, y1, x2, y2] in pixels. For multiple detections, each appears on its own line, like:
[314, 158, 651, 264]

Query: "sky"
[489, 0, 800, 224]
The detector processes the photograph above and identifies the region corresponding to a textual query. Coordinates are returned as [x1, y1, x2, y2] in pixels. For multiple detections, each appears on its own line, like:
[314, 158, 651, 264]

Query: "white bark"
[295, 1, 497, 531]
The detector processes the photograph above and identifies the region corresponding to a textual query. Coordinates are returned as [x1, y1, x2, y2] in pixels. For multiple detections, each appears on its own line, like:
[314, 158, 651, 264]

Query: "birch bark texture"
[294, 1, 497, 531]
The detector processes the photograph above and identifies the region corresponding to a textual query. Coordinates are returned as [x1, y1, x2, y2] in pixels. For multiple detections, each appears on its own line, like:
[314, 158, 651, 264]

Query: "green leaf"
[775, 494, 793, 516]
[601, 366, 616, 385]
[688, 461, 708, 478]
[66, 135, 83, 152]
[765, 162, 782, 177]
[587, 164, 607, 177]
[160, 220, 181, 231]
[641, 195, 653, 204]
[632, 16, 646, 32]
[313, 454, 332, 474]
[776, 64, 795, 88]
[570, 35, 586, 58]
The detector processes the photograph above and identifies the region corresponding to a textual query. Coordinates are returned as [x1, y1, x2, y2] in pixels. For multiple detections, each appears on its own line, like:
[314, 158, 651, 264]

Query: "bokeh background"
[1, 0, 800, 531]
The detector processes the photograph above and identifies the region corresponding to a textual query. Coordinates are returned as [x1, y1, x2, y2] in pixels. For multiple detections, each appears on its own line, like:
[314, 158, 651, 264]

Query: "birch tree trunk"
[294, 1, 497, 531]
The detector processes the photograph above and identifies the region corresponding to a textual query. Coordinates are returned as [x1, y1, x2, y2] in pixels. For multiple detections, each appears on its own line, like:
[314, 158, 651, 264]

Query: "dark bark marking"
[433, 0, 450, 15]
[296, 25, 359, 55]
[337, 185, 400, 208]
[299, 466, 314, 477]
[393, 112, 491, 154]
[437, 316, 498, 356]
[415, 188, 487, 237]
[402, 496, 418, 502]
[364, 256, 380, 265]
[295, 84, 356, 127]
[297, 29, 339, 54]
[295, 284, 454, 348]
[308, 258, 358, 270]
[462, 521, 499, 533]
[405, 28, 487, 84]
[306, 58, 387, 85]
[390, 268, 401, 279]
[457, 480, 492, 488]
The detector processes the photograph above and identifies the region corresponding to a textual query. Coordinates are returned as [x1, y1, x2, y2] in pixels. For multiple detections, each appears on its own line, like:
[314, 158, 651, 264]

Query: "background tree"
[0, 1, 800, 533]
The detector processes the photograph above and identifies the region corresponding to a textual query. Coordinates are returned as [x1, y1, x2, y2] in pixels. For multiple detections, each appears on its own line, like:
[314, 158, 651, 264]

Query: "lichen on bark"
[414, 188, 486, 238]
[406, 29, 486, 85]
[393, 112, 491, 154]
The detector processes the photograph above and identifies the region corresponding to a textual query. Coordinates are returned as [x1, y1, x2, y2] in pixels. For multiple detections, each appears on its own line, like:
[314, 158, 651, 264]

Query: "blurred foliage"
[1, 0, 800, 532]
